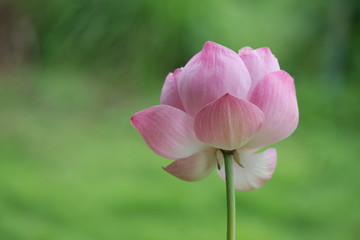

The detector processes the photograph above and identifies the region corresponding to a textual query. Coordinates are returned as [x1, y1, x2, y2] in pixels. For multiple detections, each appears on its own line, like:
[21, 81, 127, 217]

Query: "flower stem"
[223, 151, 236, 240]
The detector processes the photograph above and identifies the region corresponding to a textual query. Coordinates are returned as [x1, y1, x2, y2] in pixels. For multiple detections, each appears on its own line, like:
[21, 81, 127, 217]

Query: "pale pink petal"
[218, 148, 277, 191]
[246, 70, 299, 149]
[239, 47, 280, 96]
[163, 148, 217, 181]
[160, 68, 185, 111]
[194, 93, 264, 150]
[131, 105, 206, 160]
[178, 41, 251, 116]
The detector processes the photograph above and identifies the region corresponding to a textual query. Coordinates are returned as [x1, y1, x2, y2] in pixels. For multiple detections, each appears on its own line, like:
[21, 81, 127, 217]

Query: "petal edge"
[131, 105, 206, 160]
[163, 148, 217, 181]
[160, 69, 185, 111]
[239, 47, 280, 96]
[246, 70, 299, 149]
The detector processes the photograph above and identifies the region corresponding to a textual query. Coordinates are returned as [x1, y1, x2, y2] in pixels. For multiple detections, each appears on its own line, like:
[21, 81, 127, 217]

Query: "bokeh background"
[1, 0, 359, 239]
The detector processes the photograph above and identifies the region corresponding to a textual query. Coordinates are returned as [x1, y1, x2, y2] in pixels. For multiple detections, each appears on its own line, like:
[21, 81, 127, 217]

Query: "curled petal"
[194, 93, 264, 150]
[160, 68, 185, 111]
[131, 105, 206, 160]
[178, 41, 251, 116]
[246, 70, 299, 149]
[217, 148, 277, 191]
[163, 148, 217, 181]
[239, 47, 280, 96]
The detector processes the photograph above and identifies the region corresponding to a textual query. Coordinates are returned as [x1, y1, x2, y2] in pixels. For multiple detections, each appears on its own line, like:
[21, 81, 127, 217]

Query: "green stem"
[223, 151, 236, 240]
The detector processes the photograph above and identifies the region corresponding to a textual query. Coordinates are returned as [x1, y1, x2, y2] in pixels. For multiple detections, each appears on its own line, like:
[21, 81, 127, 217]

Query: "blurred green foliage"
[0, 0, 360, 239]
[9, 0, 359, 81]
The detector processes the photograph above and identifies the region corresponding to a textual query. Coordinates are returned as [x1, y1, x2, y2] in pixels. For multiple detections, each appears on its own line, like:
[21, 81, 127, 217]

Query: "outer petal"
[178, 41, 251, 116]
[239, 47, 280, 96]
[194, 93, 264, 150]
[160, 68, 185, 111]
[163, 148, 217, 181]
[218, 148, 277, 191]
[246, 70, 299, 149]
[131, 105, 206, 160]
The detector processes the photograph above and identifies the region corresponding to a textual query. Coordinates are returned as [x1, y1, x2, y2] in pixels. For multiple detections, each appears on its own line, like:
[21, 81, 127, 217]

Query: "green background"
[0, 0, 359, 239]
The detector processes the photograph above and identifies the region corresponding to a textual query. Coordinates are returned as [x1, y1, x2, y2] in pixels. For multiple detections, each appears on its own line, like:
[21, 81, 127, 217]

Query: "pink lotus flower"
[131, 41, 298, 190]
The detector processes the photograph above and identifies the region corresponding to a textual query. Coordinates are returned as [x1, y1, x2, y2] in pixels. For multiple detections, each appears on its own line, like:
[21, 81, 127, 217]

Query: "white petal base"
[217, 148, 277, 191]
[163, 148, 217, 182]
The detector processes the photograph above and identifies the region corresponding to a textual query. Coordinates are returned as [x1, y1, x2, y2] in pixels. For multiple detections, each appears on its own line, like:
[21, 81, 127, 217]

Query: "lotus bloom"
[131, 41, 298, 190]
